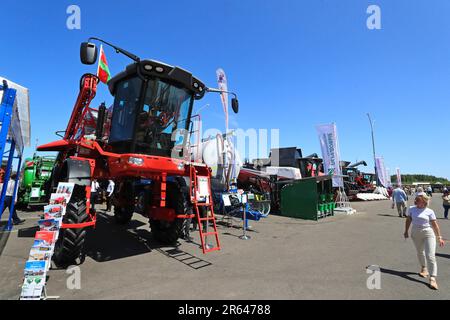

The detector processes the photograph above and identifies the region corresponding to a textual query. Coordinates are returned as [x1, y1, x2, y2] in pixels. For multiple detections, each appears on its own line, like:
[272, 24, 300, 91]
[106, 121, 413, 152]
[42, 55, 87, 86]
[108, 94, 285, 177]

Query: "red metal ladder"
[189, 165, 221, 254]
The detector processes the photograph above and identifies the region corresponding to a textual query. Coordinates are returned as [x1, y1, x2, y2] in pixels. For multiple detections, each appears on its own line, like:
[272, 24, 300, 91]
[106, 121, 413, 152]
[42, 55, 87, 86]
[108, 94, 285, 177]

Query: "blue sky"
[2, 0, 450, 178]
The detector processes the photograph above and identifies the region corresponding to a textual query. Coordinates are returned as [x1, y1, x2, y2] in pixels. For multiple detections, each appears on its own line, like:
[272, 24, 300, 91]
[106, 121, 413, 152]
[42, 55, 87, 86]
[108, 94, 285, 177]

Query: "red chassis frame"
[43, 141, 208, 230]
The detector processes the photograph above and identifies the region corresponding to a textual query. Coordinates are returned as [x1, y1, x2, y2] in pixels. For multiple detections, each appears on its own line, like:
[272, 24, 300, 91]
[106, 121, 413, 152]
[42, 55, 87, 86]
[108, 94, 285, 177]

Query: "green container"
[281, 175, 334, 221]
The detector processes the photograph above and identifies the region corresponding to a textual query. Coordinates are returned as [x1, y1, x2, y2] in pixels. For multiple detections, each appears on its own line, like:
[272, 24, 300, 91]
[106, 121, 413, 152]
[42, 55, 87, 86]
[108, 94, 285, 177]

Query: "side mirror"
[231, 98, 239, 113]
[80, 42, 98, 65]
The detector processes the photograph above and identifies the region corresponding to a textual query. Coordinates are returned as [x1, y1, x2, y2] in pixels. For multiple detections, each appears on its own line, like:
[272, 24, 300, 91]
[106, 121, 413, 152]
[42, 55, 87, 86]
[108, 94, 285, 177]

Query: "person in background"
[415, 187, 425, 197]
[106, 179, 115, 212]
[387, 186, 393, 199]
[90, 179, 100, 211]
[426, 186, 433, 197]
[404, 193, 445, 290]
[1, 174, 25, 225]
[442, 190, 450, 220]
[392, 185, 408, 217]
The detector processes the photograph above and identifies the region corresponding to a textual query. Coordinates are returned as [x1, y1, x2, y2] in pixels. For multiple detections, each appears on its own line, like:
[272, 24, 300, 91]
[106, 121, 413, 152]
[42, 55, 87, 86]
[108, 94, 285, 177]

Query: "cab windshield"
[109, 77, 193, 157]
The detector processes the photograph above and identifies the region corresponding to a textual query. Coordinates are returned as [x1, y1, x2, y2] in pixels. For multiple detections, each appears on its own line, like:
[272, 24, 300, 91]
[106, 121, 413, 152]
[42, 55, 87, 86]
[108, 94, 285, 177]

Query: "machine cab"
[106, 60, 206, 158]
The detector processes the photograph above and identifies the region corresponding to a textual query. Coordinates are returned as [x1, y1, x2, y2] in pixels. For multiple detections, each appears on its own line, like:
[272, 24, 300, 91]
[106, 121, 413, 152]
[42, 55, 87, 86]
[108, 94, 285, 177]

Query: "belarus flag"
[97, 44, 111, 84]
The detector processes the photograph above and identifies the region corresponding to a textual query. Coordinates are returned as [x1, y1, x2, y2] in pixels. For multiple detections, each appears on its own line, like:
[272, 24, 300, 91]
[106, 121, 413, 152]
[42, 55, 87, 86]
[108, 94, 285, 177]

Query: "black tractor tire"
[150, 177, 192, 244]
[135, 190, 151, 215]
[53, 196, 88, 266]
[114, 206, 134, 225]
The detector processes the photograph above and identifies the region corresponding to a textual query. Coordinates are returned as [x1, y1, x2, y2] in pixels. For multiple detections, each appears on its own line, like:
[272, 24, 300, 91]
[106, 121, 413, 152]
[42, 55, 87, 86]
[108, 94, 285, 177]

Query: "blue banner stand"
[0, 82, 24, 231]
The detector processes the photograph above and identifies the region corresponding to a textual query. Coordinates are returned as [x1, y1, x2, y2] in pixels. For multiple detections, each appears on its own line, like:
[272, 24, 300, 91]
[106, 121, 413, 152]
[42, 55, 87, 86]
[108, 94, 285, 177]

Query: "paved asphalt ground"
[1, 195, 449, 300]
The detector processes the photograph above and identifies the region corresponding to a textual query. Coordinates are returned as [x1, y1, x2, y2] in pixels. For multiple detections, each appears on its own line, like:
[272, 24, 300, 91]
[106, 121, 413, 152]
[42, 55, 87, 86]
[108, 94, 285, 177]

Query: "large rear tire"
[149, 177, 191, 244]
[149, 219, 185, 244]
[53, 190, 88, 266]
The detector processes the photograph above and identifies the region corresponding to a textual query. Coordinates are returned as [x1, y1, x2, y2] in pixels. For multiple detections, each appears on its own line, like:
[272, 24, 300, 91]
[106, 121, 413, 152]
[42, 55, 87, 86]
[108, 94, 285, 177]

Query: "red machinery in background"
[237, 147, 325, 212]
[341, 161, 376, 200]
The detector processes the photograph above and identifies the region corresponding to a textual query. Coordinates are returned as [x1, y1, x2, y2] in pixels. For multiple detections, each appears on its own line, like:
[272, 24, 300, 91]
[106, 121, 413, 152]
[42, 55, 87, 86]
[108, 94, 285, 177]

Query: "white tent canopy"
[0, 76, 31, 155]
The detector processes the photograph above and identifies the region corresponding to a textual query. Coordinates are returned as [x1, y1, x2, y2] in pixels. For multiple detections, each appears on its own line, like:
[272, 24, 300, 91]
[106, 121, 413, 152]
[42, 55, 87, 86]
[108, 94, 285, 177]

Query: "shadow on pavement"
[84, 212, 165, 262]
[17, 226, 39, 238]
[377, 214, 403, 218]
[216, 220, 246, 230]
[379, 267, 428, 287]
[436, 253, 450, 259]
[0, 228, 10, 257]
[222, 232, 241, 238]
[83, 212, 211, 269]
[156, 248, 212, 270]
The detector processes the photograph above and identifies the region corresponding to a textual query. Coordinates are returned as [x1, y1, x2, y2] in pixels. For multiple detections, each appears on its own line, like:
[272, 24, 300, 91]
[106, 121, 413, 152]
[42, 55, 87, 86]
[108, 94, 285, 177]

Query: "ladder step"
[199, 217, 215, 221]
[204, 247, 220, 253]
[195, 203, 211, 207]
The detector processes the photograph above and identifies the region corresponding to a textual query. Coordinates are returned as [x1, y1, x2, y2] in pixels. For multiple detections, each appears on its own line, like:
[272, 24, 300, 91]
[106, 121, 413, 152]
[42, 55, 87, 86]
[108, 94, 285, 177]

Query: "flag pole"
[96, 44, 102, 78]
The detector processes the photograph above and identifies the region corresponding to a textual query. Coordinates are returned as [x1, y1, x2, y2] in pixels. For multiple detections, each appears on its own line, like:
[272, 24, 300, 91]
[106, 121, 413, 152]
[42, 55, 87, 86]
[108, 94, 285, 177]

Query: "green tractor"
[17, 155, 56, 209]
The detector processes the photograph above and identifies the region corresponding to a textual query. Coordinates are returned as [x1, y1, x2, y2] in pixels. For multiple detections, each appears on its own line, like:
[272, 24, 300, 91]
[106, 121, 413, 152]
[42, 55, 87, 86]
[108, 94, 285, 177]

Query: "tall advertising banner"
[396, 168, 402, 187]
[384, 167, 390, 187]
[386, 168, 392, 187]
[375, 156, 388, 187]
[316, 123, 343, 187]
[216, 68, 229, 132]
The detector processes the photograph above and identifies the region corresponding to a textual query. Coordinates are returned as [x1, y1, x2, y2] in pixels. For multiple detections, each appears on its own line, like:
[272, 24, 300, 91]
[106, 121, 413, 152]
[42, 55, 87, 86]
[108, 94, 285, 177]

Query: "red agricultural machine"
[341, 160, 376, 200]
[38, 38, 239, 265]
[238, 147, 325, 212]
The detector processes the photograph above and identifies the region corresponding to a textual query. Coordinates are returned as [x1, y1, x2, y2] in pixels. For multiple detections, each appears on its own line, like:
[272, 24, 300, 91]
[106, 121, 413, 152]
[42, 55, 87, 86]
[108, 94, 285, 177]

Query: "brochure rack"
[19, 182, 75, 300]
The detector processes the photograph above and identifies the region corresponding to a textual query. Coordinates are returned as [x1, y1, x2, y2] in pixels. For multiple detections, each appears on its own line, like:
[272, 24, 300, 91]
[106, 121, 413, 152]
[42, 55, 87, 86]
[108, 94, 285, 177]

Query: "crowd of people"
[89, 179, 115, 212]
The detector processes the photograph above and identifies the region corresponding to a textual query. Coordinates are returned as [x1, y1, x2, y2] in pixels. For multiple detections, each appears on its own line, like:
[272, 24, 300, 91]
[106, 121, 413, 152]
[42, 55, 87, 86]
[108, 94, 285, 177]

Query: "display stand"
[19, 182, 75, 300]
[239, 194, 250, 240]
[334, 186, 356, 215]
[220, 191, 237, 228]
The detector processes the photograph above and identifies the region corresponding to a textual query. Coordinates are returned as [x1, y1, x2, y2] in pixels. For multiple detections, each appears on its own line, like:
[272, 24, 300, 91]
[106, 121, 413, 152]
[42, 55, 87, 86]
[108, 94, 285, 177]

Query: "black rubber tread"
[135, 190, 150, 215]
[53, 197, 88, 266]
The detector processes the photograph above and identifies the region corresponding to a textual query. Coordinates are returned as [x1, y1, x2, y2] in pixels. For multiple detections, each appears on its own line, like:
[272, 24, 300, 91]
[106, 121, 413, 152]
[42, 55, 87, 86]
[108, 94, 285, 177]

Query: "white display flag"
[316, 123, 343, 187]
[386, 168, 392, 187]
[396, 168, 402, 187]
[375, 156, 388, 187]
[216, 68, 229, 132]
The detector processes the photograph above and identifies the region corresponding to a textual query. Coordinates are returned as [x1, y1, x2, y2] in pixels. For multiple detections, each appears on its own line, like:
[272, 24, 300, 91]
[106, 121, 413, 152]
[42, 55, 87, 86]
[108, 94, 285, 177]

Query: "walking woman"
[404, 194, 445, 290]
